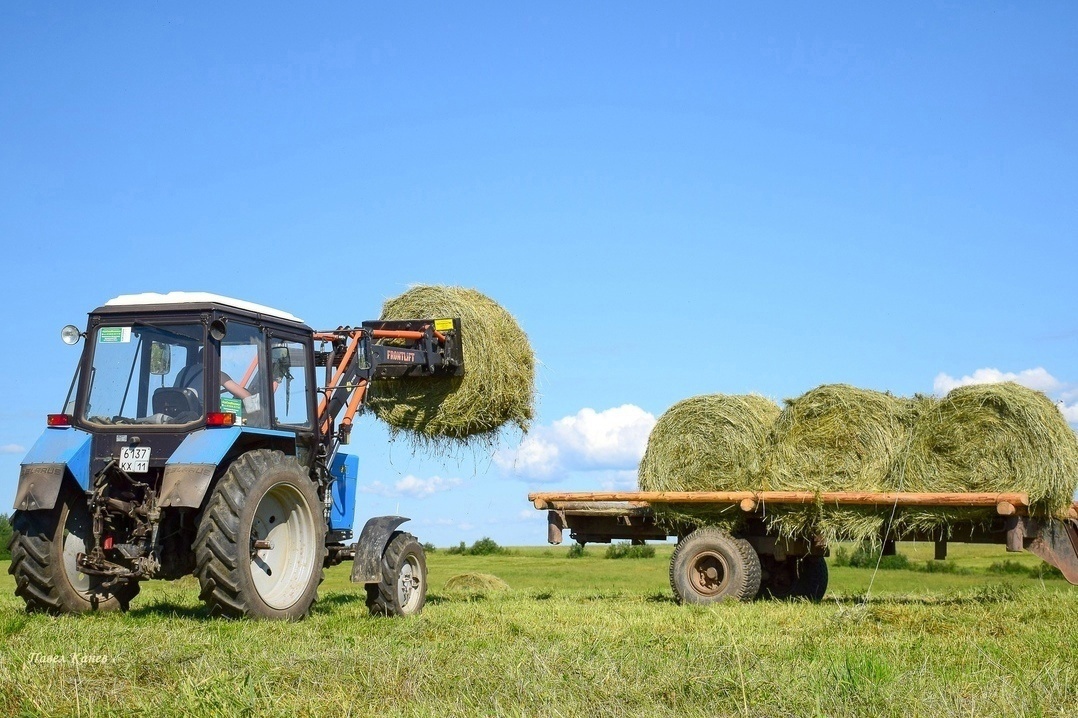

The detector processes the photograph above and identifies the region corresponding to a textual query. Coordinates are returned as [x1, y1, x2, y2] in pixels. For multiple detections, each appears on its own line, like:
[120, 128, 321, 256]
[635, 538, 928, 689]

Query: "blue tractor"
[9, 292, 464, 619]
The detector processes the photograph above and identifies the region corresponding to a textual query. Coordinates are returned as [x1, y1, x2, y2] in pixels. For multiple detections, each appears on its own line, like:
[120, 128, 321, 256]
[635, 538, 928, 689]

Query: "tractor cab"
[60, 292, 318, 471]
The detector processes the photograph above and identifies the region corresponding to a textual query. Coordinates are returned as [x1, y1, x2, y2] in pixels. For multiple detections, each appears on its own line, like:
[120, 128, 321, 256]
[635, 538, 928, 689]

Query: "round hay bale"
[895, 382, 1078, 516]
[764, 384, 923, 492]
[366, 285, 535, 441]
[638, 394, 780, 492]
[760, 384, 927, 542]
[442, 572, 510, 594]
[638, 394, 779, 528]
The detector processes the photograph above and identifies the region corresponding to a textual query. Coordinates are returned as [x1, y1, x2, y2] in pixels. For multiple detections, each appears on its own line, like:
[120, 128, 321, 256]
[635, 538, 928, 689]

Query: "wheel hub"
[396, 555, 423, 612]
[688, 550, 729, 596]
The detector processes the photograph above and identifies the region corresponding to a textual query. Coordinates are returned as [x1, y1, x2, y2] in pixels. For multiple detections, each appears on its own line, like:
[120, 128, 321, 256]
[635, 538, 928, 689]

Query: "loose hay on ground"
[366, 285, 535, 443]
[442, 572, 511, 595]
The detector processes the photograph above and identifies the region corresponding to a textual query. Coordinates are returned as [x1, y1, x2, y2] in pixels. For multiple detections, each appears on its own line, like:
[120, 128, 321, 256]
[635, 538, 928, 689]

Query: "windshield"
[82, 323, 205, 426]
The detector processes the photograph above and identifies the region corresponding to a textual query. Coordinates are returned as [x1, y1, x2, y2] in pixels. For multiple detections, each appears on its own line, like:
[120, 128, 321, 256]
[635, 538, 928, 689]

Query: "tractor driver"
[174, 350, 252, 401]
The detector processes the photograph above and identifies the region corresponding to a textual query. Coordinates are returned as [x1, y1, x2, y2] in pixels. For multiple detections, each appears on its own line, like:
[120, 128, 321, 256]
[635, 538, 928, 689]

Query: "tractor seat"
[152, 387, 202, 419]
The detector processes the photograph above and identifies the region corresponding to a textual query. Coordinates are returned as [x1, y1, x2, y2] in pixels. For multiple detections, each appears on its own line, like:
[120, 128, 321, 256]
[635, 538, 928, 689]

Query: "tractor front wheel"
[366, 531, 427, 617]
[8, 486, 138, 614]
[194, 450, 327, 619]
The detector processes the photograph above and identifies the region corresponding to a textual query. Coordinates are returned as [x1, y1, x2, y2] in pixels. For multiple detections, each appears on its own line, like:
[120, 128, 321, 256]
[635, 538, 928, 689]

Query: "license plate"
[119, 447, 151, 473]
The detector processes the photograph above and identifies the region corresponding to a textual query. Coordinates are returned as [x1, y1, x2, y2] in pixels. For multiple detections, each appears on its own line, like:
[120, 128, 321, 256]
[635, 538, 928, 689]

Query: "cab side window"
[220, 323, 268, 428]
[269, 338, 311, 429]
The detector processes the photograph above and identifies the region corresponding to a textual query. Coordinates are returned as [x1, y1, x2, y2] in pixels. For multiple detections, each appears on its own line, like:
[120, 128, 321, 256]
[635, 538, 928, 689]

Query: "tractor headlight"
[61, 325, 82, 345]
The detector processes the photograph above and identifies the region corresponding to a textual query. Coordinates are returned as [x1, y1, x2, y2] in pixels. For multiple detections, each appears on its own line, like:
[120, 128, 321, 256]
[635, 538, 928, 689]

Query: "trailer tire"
[670, 528, 761, 604]
[194, 450, 326, 620]
[758, 555, 829, 601]
[366, 531, 427, 617]
[8, 486, 139, 614]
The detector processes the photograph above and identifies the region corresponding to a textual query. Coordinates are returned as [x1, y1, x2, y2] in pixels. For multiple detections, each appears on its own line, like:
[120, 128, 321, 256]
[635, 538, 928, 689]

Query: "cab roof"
[99, 292, 305, 324]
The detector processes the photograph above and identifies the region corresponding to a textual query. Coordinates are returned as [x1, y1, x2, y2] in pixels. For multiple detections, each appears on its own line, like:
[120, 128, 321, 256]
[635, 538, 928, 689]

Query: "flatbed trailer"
[529, 490, 1078, 603]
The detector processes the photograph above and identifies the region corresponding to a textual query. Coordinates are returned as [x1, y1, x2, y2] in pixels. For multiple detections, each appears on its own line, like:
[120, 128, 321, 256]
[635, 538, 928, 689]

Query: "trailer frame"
[529, 490, 1078, 601]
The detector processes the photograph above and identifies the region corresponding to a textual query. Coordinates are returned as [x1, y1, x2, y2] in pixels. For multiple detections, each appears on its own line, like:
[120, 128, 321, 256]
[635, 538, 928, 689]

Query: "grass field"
[0, 542, 1075, 717]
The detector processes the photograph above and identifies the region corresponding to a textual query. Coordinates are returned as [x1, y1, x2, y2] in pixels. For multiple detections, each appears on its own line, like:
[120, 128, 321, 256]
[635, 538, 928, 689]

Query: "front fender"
[14, 428, 92, 511]
[350, 516, 410, 584]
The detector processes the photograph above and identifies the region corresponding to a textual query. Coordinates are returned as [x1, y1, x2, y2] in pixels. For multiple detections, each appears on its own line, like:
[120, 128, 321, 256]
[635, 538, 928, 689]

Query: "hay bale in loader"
[366, 285, 535, 443]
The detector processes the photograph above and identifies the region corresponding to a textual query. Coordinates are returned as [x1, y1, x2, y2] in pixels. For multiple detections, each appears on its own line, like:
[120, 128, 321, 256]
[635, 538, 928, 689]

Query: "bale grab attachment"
[314, 318, 464, 445]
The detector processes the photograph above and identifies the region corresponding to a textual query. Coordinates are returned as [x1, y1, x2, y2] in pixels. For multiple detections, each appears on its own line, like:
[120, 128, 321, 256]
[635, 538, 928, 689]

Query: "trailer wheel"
[758, 555, 829, 601]
[669, 528, 761, 604]
[366, 531, 427, 617]
[194, 450, 327, 620]
[8, 486, 138, 614]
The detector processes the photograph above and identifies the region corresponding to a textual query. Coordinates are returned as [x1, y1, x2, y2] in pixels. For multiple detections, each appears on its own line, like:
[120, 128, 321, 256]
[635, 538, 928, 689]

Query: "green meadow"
[1, 542, 1074, 717]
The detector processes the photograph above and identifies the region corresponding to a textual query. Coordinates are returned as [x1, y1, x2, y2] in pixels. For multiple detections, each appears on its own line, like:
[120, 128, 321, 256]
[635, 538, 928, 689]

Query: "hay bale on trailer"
[366, 285, 535, 442]
[894, 382, 1078, 519]
[637, 394, 780, 526]
[760, 384, 930, 542]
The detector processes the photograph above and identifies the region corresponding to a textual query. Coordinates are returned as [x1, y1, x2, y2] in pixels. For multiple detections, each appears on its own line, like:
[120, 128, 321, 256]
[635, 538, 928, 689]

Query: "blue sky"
[2, 3, 1076, 545]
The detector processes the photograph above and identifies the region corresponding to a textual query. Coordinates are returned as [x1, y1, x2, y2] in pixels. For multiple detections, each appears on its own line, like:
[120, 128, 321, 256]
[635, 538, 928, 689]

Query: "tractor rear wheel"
[8, 486, 138, 614]
[194, 450, 326, 619]
[366, 531, 427, 617]
[669, 528, 761, 604]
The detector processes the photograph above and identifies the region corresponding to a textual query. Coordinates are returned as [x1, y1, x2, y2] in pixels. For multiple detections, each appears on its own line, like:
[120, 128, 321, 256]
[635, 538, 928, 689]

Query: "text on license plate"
[119, 447, 151, 473]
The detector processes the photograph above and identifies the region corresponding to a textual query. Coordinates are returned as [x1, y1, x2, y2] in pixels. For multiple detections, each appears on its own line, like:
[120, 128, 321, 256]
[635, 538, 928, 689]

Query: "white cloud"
[933, 367, 1061, 395]
[596, 470, 639, 492]
[359, 481, 390, 496]
[933, 367, 1077, 426]
[495, 404, 656, 481]
[360, 475, 461, 499]
[0, 444, 25, 454]
[394, 475, 461, 499]
[1059, 403, 1078, 423]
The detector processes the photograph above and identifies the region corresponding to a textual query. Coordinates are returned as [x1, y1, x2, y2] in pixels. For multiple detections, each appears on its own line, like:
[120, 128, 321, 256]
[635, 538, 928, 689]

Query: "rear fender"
[159, 427, 297, 509]
[14, 428, 91, 511]
[351, 516, 410, 584]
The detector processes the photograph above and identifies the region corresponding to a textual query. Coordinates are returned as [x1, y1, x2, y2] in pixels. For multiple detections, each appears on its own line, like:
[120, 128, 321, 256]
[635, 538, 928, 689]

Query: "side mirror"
[270, 345, 291, 380]
[149, 341, 172, 376]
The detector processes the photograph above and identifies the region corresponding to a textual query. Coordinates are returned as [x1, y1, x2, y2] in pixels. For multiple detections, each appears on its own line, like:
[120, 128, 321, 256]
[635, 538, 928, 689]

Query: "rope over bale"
[366, 285, 535, 442]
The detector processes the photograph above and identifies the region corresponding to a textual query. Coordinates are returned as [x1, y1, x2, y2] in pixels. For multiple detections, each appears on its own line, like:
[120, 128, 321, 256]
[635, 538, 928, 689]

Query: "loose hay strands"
[637, 394, 780, 528]
[894, 382, 1078, 519]
[366, 285, 535, 443]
